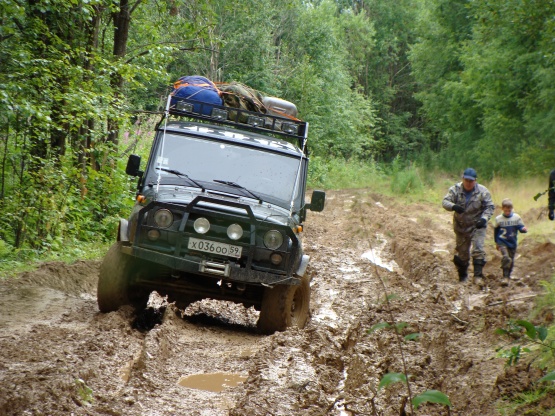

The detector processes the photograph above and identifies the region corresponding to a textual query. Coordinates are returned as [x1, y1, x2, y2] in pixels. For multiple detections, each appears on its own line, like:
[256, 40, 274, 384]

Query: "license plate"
[187, 237, 242, 258]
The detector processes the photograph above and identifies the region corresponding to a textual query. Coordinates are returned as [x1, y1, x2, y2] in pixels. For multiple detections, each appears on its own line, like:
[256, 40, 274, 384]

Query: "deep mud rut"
[1, 189, 555, 415]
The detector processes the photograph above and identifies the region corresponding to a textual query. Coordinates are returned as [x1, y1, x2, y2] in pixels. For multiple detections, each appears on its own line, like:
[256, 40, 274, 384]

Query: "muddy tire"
[98, 242, 138, 312]
[257, 275, 310, 334]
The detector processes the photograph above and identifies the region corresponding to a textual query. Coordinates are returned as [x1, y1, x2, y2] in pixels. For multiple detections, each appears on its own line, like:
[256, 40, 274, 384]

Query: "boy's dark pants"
[498, 245, 516, 277]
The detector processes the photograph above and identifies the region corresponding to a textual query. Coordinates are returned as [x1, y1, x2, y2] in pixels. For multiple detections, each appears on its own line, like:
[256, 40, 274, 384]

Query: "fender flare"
[295, 254, 310, 277]
[117, 219, 129, 242]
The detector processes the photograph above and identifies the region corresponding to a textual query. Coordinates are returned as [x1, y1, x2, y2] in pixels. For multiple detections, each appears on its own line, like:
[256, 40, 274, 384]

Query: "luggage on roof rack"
[166, 77, 307, 146]
[166, 94, 308, 146]
[170, 75, 223, 116]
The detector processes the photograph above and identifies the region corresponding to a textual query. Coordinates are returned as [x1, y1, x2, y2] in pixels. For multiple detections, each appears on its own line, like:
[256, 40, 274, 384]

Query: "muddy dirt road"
[1, 189, 554, 415]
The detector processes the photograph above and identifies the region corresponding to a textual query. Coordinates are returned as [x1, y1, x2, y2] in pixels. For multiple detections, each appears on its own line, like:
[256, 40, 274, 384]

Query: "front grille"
[133, 198, 298, 274]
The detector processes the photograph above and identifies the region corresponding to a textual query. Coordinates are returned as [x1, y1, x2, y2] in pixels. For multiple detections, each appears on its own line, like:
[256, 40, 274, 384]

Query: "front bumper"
[122, 244, 301, 286]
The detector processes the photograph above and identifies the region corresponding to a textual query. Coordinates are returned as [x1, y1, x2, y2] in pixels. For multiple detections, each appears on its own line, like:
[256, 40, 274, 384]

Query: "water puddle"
[361, 234, 399, 272]
[432, 242, 450, 257]
[177, 372, 247, 392]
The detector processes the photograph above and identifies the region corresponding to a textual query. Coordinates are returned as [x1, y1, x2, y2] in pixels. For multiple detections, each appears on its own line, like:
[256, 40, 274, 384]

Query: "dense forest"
[1, 0, 555, 253]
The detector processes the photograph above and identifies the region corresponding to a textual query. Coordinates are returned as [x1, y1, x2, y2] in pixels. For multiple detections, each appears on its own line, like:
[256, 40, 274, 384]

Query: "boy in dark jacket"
[493, 199, 527, 286]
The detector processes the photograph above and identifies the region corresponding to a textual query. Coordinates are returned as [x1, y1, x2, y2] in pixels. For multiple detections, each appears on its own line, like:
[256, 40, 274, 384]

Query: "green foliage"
[539, 372, 555, 383]
[378, 372, 407, 390]
[495, 320, 554, 368]
[368, 322, 392, 333]
[74, 378, 94, 405]
[279, 1, 377, 160]
[498, 387, 555, 416]
[349, 0, 425, 162]
[0, 239, 12, 258]
[410, 0, 555, 177]
[389, 157, 424, 195]
[404, 333, 422, 342]
[307, 156, 385, 190]
[412, 390, 451, 409]
[2, 0, 554, 261]
[533, 279, 555, 323]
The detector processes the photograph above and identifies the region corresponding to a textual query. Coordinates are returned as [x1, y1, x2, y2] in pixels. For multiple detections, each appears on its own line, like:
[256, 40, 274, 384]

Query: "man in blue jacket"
[442, 168, 495, 287]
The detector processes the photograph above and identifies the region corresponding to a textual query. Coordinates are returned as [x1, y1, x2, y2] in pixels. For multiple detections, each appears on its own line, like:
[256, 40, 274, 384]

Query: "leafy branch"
[496, 319, 555, 382]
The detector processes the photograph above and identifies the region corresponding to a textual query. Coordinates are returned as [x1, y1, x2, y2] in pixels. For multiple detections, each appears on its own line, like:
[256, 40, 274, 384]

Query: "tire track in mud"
[1, 190, 553, 415]
[0, 262, 266, 415]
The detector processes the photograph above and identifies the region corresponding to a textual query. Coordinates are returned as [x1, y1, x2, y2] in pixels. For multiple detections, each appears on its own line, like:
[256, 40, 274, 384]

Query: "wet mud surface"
[1, 189, 555, 415]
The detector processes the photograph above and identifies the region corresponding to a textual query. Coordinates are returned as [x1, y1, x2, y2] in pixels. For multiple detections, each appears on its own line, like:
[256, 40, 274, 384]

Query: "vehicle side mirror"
[307, 190, 325, 212]
[126, 154, 141, 177]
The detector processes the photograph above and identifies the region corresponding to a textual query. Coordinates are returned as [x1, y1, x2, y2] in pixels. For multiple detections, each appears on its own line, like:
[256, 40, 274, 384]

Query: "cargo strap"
[172, 80, 222, 96]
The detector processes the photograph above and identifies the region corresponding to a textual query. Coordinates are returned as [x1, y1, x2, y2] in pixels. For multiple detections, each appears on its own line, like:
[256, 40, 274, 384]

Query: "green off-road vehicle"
[97, 93, 325, 333]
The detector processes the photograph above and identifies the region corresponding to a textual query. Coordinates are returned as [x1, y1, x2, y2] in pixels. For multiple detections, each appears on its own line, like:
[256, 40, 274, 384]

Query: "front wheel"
[257, 275, 310, 334]
[97, 242, 148, 312]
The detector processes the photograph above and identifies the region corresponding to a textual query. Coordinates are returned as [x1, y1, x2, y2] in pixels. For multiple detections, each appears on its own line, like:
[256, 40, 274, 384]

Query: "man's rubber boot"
[473, 259, 486, 288]
[454, 255, 469, 283]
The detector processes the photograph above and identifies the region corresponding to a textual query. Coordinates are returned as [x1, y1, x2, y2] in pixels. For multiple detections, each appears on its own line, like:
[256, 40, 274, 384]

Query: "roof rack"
[165, 95, 308, 148]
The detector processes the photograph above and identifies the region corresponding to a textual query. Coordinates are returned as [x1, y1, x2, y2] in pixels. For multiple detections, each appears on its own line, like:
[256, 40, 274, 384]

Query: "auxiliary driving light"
[227, 223, 243, 240]
[211, 108, 228, 120]
[270, 253, 283, 265]
[147, 229, 160, 241]
[176, 101, 194, 112]
[153, 209, 173, 228]
[281, 122, 299, 135]
[263, 230, 283, 250]
[247, 115, 265, 127]
[194, 217, 210, 234]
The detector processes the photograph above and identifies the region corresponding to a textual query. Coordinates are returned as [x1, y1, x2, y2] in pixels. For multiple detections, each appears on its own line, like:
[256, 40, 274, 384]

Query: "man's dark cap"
[462, 168, 477, 180]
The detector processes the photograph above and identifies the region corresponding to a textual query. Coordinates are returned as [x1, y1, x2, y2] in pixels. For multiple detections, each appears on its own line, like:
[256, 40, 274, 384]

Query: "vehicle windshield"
[147, 132, 305, 210]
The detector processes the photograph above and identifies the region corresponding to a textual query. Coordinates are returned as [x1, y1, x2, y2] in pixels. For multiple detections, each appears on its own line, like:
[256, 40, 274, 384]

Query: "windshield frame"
[142, 125, 308, 211]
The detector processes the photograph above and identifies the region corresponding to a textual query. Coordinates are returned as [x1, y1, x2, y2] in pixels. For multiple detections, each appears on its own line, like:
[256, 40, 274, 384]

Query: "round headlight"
[194, 217, 210, 234]
[263, 230, 283, 250]
[227, 224, 243, 240]
[154, 209, 173, 228]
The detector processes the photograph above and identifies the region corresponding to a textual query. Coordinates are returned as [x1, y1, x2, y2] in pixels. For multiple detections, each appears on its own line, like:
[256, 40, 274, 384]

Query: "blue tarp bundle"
[170, 75, 223, 115]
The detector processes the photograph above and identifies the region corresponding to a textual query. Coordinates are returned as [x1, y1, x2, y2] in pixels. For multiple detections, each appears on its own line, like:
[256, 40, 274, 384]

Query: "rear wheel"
[97, 242, 149, 312]
[257, 275, 310, 334]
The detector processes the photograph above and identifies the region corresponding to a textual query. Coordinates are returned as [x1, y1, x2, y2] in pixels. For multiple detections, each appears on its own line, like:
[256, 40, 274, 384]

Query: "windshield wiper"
[156, 167, 205, 191]
[213, 179, 263, 203]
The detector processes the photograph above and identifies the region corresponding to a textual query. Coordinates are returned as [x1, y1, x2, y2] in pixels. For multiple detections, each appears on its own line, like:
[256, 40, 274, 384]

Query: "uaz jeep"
[97, 93, 325, 333]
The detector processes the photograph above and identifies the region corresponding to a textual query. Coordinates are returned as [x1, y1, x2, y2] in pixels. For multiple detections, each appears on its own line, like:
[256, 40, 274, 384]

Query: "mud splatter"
[1, 189, 554, 415]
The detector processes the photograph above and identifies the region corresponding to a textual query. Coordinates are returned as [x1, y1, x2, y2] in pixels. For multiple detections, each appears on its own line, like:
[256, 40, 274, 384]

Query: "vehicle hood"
[141, 185, 295, 227]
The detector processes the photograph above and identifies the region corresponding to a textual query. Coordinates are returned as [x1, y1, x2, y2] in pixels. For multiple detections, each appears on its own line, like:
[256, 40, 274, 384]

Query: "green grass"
[0, 240, 111, 279]
[308, 156, 388, 190]
[497, 387, 555, 416]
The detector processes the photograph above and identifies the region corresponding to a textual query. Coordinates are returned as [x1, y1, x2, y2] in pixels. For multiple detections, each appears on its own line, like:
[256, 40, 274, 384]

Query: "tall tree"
[348, 0, 425, 162]
[107, 0, 142, 146]
[410, 0, 555, 176]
